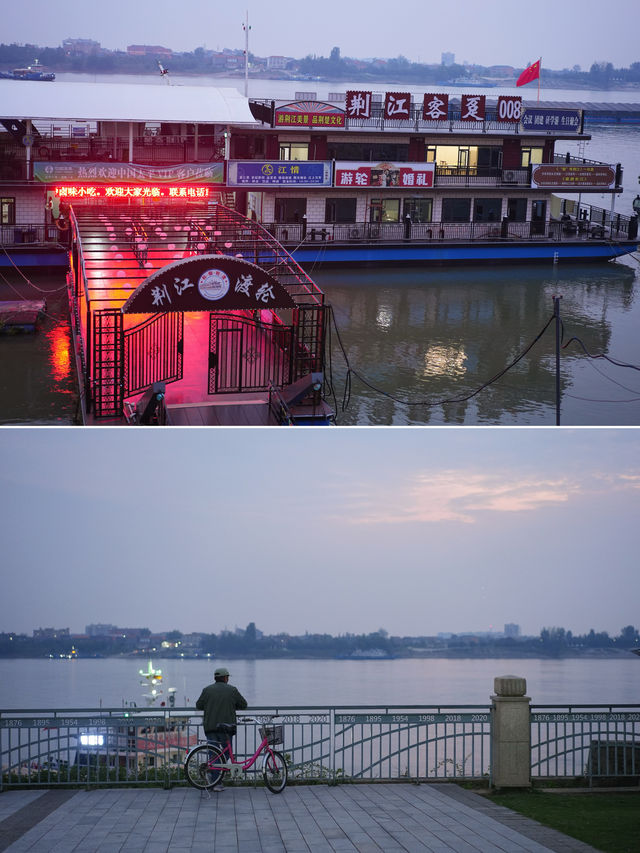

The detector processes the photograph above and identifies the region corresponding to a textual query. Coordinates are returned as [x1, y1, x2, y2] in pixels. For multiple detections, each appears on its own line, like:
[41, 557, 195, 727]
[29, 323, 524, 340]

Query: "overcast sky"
[2, 0, 637, 70]
[1, 428, 638, 639]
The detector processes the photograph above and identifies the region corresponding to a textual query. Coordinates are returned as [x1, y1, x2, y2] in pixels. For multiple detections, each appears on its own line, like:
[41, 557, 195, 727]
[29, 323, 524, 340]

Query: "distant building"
[63, 38, 101, 55]
[504, 623, 521, 638]
[441, 52, 455, 66]
[267, 56, 287, 70]
[85, 623, 118, 637]
[33, 627, 69, 639]
[127, 45, 172, 58]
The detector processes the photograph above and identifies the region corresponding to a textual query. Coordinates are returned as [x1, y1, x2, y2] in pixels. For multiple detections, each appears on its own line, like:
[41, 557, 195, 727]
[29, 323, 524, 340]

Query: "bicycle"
[184, 717, 288, 794]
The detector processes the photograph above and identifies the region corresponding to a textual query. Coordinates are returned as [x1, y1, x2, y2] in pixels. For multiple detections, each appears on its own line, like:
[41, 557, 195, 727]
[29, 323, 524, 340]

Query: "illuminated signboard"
[121, 255, 296, 313]
[275, 101, 345, 127]
[227, 161, 332, 187]
[521, 109, 581, 132]
[335, 161, 435, 189]
[54, 185, 212, 199]
[33, 162, 224, 184]
[531, 164, 616, 189]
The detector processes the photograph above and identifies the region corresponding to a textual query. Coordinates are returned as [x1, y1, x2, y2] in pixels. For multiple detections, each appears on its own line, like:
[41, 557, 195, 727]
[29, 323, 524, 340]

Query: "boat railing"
[0, 222, 62, 245]
[266, 211, 636, 246]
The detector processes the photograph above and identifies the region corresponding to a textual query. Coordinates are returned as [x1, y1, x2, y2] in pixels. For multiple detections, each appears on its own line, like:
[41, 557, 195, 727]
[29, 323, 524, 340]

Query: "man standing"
[196, 667, 248, 791]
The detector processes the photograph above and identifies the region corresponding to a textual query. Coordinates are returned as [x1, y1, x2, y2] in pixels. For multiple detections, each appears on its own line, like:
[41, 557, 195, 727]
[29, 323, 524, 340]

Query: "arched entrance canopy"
[121, 254, 297, 313]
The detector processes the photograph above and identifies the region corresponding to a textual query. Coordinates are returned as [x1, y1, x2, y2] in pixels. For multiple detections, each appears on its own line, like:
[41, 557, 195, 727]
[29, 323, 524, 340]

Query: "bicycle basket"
[260, 724, 284, 745]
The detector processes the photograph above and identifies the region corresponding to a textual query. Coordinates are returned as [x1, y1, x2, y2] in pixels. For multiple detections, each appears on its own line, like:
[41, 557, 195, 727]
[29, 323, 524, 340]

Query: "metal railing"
[531, 706, 640, 785]
[266, 212, 636, 246]
[0, 705, 491, 789]
[3, 703, 639, 789]
[0, 223, 62, 245]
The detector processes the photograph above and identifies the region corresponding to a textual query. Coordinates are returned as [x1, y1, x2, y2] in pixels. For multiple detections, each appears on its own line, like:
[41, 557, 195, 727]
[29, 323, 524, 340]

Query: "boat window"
[275, 197, 307, 223]
[473, 198, 502, 222]
[521, 147, 543, 166]
[403, 198, 433, 223]
[370, 199, 400, 223]
[1, 197, 16, 225]
[442, 198, 471, 222]
[325, 198, 357, 223]
[279, 142, 309, 161]
[327, 142, 409, 161]
[507, 198, 527, 222]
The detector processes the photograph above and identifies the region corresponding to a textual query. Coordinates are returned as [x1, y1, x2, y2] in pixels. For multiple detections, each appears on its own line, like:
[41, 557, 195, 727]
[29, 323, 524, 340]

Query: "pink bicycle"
[184, 717, 287, 794]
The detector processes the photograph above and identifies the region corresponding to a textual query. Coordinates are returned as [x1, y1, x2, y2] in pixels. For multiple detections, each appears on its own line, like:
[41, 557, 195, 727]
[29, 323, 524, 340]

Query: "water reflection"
[317, 262, 639, 425]
[0, 270, 77, 425]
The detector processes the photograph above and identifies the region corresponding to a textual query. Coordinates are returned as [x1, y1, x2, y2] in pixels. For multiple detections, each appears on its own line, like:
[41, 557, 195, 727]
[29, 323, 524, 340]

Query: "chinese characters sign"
[121, 256, 297, 314]
[54, 185, 211, 199]
[521, 109, 582, 132]
[461, 95, 486, 122]
[33, 162, 224, 184]
[228, 161, 332, 187]
[531, 164, 616, 189]
[384, 92, 411, 120]
[275, 101, 345, 127]
[334, 161, 434, 189]
[346, 90, 373, 119]
[423, 94, 449, 121]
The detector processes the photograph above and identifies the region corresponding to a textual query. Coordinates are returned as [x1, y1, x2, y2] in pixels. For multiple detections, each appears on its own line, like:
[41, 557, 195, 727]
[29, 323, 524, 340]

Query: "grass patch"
[489, 790, 640, 853]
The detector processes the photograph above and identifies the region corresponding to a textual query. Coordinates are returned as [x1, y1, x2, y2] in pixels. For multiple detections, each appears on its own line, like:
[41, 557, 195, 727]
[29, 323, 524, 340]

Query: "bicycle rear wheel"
[262, 750, 287, 793]
[184, 743, 225, 790]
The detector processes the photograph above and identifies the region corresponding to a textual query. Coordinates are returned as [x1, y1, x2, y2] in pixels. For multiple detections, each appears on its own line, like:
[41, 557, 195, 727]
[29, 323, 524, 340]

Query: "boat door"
[531, 200, 547, 236]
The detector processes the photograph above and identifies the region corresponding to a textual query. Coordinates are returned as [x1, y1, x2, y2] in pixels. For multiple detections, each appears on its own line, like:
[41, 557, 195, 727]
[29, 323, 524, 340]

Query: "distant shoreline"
[0, 650, 634, 661]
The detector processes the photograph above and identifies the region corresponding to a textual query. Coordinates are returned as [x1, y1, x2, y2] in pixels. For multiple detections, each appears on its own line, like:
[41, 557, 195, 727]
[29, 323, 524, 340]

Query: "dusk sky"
[1, 428, 638, 639]
[2, 0, 637, 70]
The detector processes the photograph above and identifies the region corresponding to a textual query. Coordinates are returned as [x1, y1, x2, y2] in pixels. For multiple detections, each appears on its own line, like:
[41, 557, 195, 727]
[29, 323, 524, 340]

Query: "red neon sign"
[54, 185, 212, 199]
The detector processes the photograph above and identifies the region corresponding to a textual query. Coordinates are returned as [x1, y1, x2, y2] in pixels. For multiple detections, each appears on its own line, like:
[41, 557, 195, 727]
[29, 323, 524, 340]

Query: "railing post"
[491, 675, 531, 789]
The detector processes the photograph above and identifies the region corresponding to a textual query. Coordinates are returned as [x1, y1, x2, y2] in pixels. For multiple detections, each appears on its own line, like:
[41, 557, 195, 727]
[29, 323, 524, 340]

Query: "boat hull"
[290, 239, 639, 267]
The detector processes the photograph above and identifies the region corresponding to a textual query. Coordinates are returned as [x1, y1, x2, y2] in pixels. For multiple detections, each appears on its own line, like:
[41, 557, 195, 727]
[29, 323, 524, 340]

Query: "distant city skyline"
[1, 428, 638, 638]
[2, 0, 638, 71]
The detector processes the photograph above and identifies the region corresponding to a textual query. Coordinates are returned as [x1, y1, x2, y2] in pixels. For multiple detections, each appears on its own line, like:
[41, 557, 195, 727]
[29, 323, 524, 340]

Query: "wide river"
[0, 656, 638, 710]
[1, 79, 639, 425]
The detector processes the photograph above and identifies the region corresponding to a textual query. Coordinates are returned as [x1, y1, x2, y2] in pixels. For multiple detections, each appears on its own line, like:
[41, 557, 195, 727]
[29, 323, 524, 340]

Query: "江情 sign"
[228, 161, 332, 187]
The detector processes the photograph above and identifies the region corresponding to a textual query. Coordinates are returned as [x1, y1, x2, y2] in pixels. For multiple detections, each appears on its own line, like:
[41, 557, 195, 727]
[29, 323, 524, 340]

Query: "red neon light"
[54, 185, 211, 199]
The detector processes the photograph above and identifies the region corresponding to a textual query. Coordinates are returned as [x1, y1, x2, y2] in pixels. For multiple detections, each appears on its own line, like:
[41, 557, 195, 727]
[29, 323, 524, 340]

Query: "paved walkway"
[0, 784, 602, 853]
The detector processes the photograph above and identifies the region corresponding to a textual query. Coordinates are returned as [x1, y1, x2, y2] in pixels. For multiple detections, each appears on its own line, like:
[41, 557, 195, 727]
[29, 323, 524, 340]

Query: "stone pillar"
[491, 675, 531, 789]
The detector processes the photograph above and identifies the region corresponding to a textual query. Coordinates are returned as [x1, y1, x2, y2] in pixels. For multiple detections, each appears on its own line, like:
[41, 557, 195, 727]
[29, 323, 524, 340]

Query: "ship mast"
[242, 11, 251, 97]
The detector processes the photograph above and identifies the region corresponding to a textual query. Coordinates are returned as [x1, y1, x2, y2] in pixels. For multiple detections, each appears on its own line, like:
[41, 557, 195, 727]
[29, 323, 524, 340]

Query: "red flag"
[516, 60, 541, 87]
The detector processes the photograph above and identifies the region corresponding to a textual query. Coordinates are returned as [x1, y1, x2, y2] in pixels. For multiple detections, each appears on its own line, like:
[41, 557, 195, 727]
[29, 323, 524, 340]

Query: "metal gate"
[92, 309, 124, 419]
[124, 312, 184, 397]
[209, 313, 293, 394]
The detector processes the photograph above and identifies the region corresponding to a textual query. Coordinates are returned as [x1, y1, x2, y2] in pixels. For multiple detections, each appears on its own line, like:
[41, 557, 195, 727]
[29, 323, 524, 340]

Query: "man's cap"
[214, 667, 230, 677]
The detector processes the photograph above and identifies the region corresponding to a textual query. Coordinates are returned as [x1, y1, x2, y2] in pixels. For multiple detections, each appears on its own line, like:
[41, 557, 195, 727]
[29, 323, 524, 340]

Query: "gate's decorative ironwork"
[209, 313, 293, 394]
[92, 310, 124, 419]
[124, 312, 184, 398]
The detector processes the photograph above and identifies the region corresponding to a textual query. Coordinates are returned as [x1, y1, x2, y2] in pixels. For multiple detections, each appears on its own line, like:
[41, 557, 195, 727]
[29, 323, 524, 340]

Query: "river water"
[0, 656, 638, 710]
[1, 79, 639, 426]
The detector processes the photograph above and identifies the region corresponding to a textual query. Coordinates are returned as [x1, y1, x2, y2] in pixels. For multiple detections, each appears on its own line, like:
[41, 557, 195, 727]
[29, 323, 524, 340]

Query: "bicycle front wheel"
[184, 743, 225, 790]
[262, 750, 287, 793]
